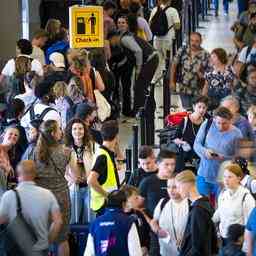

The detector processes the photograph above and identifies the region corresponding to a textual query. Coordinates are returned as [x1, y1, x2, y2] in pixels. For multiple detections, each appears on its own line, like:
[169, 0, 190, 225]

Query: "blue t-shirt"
[246, 208, 256, 256]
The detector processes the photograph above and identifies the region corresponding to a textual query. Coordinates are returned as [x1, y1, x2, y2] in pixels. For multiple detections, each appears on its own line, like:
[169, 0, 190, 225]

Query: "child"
[121, 185, 151, 255]
[218, 224, 245, 256]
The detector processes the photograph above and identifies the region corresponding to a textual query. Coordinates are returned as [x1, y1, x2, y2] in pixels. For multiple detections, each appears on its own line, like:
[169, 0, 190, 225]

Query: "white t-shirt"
[21, 102, 61, 133]
[149, 5, 180, 42]
[238, 46, 256, 64]
[1, 55, 44, 77]
[154, 198, 189, 256]
[31, 46, 46, 66]
[212, 185, 255, 238]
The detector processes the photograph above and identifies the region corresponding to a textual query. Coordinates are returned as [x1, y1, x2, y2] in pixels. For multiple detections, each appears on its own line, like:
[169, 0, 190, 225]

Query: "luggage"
[49, 185, 90, 256]
[165, 111, 188, 126]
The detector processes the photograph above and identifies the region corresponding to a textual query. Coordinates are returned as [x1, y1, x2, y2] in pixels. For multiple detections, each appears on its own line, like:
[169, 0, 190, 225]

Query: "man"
[128, 145, 158, 187]
[87, 120, 121, 216]
[0, 39, 43, 84]
[238, 0, 256, 27]
[175, 170, 217, 256]
[103, 0, 116, 60]
[170, 32, 210, 110]
[235, 69, 256, 115]
[31, 29, 48, 66]
[21, 75, 62, 134]
[234, 12, 256, 49]
[235, 35, 256, 81]
[84, 190, 142, 256]
[221, 95, 254, 140]
[149, 0, 180, 85]
[194, 107, 242, 198]
[108, 30, 159, 115]
[139, 150, 176, 256]
[0, 160, 62, 256]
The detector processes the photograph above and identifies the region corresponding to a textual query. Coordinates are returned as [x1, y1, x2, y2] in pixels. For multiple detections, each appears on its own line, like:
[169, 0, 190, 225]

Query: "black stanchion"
[139, 107, 146, 145]
[125, 148, 132, 183]
[132, 125, 139, 172]
[163, 53, 171, 127]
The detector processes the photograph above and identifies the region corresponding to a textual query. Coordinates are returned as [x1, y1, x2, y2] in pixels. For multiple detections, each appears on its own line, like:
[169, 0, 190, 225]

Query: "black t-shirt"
[139, 174, 168, 217]
[128, 168, 158, 187]
[92, 145, 119, 186]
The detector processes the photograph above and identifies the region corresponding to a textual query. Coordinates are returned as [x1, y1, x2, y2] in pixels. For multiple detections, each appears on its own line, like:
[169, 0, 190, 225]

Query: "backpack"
[29, 105, 57, 124]
[5, 56, 33, 103]
[150, 5, 174, 36]
[245, 176, 256, 200]
[240, 46, 253, 83]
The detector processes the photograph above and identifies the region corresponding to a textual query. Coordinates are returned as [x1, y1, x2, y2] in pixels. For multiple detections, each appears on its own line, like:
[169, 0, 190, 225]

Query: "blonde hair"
[224, 163, 243, 178]
[45, 19, 61, 41]
[247, 105, 256, 118]
[53, 81, 68, 98]
[175, 170, 196, 184]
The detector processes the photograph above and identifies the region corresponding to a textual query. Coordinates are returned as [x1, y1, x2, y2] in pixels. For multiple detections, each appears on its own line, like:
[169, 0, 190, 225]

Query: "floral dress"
[34, 145, 71, 243]
[205, 65, 235, 109]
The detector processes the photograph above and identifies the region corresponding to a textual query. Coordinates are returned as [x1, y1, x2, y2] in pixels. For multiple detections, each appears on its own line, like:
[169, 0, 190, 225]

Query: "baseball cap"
[49, 52, 65, 68]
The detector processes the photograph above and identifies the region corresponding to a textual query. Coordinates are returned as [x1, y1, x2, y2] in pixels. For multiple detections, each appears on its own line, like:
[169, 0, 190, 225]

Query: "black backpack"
[29, 104, 57, 124]
[150, 5, 174, 36]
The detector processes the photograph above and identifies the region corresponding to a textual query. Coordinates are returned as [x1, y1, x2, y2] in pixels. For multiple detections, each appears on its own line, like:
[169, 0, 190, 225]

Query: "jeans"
[133, 54, 159, 114]
[237, 0, 247, 16]
[196, 175, 220, 197]
[214, 0, 229, 13]
[69, 184, 94, 224]
[152, 39, 172, 84]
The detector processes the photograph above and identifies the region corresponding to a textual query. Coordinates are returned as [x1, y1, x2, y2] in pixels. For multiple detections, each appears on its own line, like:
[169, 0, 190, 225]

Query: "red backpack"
[165, 111, 189, 126]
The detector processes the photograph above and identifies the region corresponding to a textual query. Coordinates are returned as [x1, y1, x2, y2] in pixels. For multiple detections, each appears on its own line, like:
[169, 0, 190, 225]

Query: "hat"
[49, 52, 65, 68]
[75, 102, 97, 120]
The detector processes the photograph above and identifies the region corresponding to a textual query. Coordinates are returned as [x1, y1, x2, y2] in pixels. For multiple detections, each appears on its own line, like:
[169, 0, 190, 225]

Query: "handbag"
[94, 89, 111, 122]
[1, 189, 37, 256]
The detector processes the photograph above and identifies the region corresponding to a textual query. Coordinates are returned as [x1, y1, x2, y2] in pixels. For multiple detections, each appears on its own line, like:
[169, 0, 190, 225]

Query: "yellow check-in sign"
[69, 5, 104, 48]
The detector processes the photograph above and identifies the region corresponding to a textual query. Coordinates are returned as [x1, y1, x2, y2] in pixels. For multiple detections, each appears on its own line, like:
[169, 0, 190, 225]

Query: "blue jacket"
[90, 208, 134, 256]
[194, 120, 242, 183]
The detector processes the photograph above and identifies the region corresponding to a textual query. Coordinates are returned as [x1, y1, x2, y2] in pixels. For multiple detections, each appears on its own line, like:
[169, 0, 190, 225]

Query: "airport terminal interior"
[1, 0, 256, 256]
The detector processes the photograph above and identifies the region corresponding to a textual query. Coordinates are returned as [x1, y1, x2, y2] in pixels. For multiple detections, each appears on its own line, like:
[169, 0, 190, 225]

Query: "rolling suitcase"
[49, 185, 91, 256]
[69, 184, 90, 256]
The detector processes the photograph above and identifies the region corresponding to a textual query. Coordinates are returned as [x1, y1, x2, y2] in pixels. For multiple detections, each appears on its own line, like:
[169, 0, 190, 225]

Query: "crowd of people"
[0, 0, 256, 255]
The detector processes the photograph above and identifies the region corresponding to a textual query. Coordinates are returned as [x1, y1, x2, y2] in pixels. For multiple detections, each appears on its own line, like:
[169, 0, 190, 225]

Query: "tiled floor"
[118, 1, 239, 152]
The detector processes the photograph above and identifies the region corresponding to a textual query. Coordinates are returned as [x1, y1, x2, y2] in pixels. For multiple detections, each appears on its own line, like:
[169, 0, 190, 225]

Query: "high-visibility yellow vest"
[90, 147, 119, 211]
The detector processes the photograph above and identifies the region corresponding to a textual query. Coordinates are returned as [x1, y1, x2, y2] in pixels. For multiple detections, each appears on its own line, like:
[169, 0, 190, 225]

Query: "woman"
[213, 163, 255, 246]
[64, 118, 94, 224]
[203, 48, 236, 110]
[128, 1, 152, 41]
[44, 19, 62, 50]
[150, 176, 189, 256]
[121, 185, 151, 255]
[0, 127, 19, 196]
[33, 120, 71, 256]
[174, 96, 209, 172]
[15, 71, 39, 108]
[67, 49, 105, 104]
